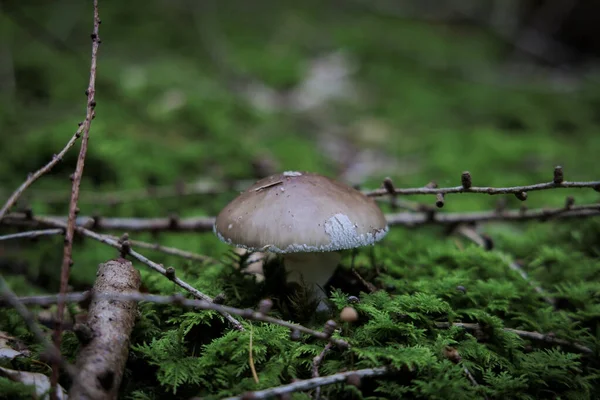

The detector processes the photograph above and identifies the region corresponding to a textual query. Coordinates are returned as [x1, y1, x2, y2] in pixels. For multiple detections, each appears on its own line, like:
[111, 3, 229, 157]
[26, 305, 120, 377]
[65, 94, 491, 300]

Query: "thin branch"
[435, 322, 593, 354]
[386, 204, 600, 227]
[31, 215, 244, 331]
[0, 179, 255, 206]
[0, 226, 217, 265]
[365, 169, 600, 197]
[4, 203, 597, 233]
[0, 228, 64, 241]
[223, 367, 388, 400]
[0, 131, 83, 222]
[0, 291, 350, 348]
[6, 169, 598, 208]
[0, 277, 74, 377]
[52, 1, 101, 395]
[120, 237, 218, 265]
[312, 343, 333, 400]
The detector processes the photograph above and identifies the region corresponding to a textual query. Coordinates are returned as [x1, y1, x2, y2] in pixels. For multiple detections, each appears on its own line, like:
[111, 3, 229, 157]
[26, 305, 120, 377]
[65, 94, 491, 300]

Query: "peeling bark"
[68, 258, 140, 400]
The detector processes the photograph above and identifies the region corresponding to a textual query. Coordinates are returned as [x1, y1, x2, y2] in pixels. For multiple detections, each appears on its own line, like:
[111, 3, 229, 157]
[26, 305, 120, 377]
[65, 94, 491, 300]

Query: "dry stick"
[120, 237, 218, 265]
[454, 225, 555, 305]
[435, 322, 593, 354]
[0, 291, 349, 348]
[0, 228, 64, 241]
[52, 1, 102, 395]
[2, 179, 255, 206]
[5, 167, 597, 207]
[6, 291, 592, 354]
[364, 170, 600, 197]
[224, 367, 389, 400]
[0, 277, 75, 377]
[30, 215, 244, 331]
[0, 131, 83, 221]
[312, 343, 333, 400]
[5, 203, 597, 233]
[68, 259, 140, 399]
[0, 226, 217, 265]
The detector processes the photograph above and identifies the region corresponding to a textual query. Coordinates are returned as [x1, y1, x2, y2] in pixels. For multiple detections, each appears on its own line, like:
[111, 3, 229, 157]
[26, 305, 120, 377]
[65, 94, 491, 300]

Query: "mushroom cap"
[214, 171, 388, 253]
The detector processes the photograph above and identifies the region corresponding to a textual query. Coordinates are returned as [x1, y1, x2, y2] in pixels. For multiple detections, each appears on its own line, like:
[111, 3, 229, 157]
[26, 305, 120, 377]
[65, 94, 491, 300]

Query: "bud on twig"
[565, 196, 575, 209]
[461, 171, 472, 189]
[515, 191, 528, 201]
[553, 166, 564, 184]
[165, 267, 176, 279]
[435, 193, 445, 208]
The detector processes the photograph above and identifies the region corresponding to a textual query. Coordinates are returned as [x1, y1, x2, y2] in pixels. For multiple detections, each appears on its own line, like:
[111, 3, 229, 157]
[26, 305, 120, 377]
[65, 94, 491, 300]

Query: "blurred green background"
[1, 0, 600, 290]
[2, 0, 600, 287]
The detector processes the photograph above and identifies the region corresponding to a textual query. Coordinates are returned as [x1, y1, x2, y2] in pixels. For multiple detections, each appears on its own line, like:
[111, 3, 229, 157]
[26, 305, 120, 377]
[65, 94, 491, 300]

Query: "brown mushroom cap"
[214, 171, 388, 253]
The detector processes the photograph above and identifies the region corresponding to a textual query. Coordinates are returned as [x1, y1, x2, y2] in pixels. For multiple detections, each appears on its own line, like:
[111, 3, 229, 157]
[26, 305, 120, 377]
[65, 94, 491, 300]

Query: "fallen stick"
[68, 258, 141, 399]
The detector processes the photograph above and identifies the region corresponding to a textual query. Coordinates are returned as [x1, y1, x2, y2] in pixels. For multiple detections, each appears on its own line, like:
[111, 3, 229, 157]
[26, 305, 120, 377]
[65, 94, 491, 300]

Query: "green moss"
[1, 0, 600, 398]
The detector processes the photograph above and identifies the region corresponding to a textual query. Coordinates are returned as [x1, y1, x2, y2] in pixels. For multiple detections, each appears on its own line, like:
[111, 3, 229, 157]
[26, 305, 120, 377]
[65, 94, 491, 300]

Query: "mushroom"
[213, 171, 388, 309]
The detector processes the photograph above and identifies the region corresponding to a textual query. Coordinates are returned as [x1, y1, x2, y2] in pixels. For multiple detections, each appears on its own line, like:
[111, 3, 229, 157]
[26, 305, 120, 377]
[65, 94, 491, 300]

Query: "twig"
[31, 215, 244, 331]
[365, 169, 600, 197]
[224, 367, 389, 400]
[0, 179, 255, 206]
[68, 259, 140, 399]
[312, 343, 333, 400]
[435, 322, 593, 354]
[0, 134, 82, 221]
[385, 204, 600, 227]
[0, 226, 217, 265]
[121, 237, 218, 265]
[52, 1, 102, 395]
[0, 291, 350, 348]
[0, 277, 74, 377]
[5, 169, 597, 207]
[0, 228, 64, 241]
[4, 203, 597, 234]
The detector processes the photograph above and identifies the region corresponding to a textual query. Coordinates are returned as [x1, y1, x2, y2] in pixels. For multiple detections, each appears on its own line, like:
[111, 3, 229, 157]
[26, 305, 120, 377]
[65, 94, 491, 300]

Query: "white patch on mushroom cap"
[282, 171, 302, 177]
[213, 214, 388, 254]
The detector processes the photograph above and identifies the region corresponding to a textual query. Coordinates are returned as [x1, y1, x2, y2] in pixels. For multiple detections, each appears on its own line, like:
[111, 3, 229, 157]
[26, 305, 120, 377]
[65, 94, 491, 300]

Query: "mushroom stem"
[282, 252, 341, 305]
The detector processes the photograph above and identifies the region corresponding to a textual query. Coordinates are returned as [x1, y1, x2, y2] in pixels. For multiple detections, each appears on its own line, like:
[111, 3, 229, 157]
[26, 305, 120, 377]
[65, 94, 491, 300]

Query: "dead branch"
[0, 277, 74, 377]
[435, 322, 593, 354]
[223, 367, 389, 400]
[68, 259, 140, 399]
[0, 123, 82, 220]
[4, 202, 597, 234]
[6, 290, 594, 354]
[33, 216, 244, 330]
[0, 228, 64, 241]
[121, 237, 218, 264]
[53, 1, 102, 393]
[386, 204, 600, 227]
[1, 291, 349, 348]
[0, 178, 255, 206]
[5, 167, 597, 209]
[0, 227, 217, 265]
[366, 168, 600, 197]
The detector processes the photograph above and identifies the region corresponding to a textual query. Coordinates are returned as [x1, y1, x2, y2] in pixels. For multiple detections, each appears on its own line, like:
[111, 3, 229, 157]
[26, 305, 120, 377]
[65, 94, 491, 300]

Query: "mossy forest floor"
[1, 1, 600, 399]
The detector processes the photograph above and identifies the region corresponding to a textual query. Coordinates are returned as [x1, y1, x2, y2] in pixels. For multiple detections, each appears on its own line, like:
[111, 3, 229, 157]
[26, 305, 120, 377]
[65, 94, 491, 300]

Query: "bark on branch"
[68, 258, 141, 400]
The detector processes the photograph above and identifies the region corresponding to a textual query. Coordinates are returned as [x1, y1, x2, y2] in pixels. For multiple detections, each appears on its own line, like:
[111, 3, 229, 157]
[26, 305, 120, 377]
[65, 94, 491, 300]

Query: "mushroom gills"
[282, 251, 342, 311]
